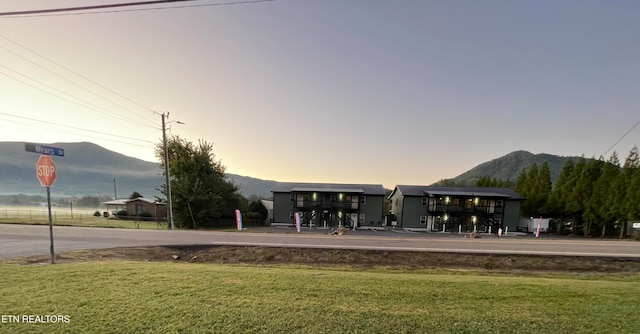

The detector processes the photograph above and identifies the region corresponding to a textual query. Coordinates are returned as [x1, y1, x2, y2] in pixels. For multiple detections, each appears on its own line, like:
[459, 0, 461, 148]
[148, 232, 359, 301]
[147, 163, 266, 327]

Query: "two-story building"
[271, 182, 386, 228]
[388, 185, 524, 233]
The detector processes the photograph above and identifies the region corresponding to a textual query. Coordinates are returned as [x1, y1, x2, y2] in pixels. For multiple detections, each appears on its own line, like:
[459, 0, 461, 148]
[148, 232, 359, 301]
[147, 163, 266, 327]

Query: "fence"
[0, 208, 168, 229]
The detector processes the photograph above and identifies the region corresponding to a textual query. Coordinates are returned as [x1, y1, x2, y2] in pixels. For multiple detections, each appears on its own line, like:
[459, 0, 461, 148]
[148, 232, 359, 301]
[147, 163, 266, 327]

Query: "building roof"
[102, 197, 166, 206]
[391, 185, 524, 200]
[272, 182, 386, 195]
[102, 199, 128, 206]
[261, 200, 273, 210]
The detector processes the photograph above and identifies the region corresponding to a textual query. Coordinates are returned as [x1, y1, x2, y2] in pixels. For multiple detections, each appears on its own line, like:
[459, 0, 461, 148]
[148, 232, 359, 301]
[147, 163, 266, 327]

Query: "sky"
[1, 0, 639, 189]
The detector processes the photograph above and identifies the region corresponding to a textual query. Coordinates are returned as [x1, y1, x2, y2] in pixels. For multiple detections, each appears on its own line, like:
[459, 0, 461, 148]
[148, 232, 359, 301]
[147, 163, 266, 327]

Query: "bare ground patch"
[6, 245, 640, 274]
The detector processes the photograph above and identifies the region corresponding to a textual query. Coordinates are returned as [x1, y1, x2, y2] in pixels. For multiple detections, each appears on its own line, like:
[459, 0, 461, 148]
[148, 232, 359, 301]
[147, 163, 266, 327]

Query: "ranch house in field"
[271, 182, 386, 228]
[388, 185, 524, 233]
[102, 197, 167, 221]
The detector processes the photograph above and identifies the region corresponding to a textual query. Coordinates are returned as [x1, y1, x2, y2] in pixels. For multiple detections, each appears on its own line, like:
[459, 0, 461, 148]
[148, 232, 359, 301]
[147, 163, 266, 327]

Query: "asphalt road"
[1, 224, 640, 259]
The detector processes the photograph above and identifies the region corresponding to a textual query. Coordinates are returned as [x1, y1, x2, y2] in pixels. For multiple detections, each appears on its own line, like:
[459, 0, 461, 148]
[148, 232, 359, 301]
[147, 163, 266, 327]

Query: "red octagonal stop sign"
[36, 155, 57, 187]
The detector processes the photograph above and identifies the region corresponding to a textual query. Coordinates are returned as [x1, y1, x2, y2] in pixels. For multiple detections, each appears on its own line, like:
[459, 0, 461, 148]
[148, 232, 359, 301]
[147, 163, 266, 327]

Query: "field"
[2, 245, 640, 333]
[0, 207, 167, 230]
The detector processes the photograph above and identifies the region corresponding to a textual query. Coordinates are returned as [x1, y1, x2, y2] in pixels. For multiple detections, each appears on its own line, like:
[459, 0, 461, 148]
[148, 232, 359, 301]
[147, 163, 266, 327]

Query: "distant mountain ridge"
[0, 142, 276, 198]
[1, 142, 580, 198]
[444, 150, 582, 186]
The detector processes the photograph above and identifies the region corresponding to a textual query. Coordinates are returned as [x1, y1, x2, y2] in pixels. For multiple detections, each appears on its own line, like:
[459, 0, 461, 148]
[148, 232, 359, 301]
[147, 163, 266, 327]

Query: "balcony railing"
[296, 201, 358, 210]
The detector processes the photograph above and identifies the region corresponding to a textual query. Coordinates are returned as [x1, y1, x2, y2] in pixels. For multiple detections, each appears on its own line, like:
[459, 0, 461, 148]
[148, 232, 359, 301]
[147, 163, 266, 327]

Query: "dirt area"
[10, 245, 640, 274]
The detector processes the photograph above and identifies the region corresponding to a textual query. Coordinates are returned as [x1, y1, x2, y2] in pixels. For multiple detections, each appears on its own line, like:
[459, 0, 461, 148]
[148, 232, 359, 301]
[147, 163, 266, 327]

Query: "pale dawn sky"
[1, 0, 639, 189]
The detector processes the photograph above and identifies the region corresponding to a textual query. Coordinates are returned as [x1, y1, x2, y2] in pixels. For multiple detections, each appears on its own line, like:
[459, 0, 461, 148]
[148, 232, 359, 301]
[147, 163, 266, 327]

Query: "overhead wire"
[0, 34, 157, 123]
[0, 68, 159, 130]
[0, 41, 157, 126]
[0, 111, 156, 147]
[0, 0, 277, 18]
[0, 0, 278, 153]
[601, 119, 640, 158]
[0, 65, 158, 129]
[0, 116, 156, 150]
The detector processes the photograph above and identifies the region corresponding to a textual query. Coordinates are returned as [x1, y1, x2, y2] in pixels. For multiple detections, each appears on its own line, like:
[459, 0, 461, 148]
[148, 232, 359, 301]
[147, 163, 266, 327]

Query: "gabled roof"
[102, 197, 166, 205]
[272, 182, 386, 195]
[390, 185, 524, 200]
[261, 200, 273, 210]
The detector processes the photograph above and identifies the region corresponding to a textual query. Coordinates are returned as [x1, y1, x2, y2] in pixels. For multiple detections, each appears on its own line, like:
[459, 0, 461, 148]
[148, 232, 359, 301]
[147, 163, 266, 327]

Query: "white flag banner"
[294, 212, 301, 233]
[235, 209, 243, 231]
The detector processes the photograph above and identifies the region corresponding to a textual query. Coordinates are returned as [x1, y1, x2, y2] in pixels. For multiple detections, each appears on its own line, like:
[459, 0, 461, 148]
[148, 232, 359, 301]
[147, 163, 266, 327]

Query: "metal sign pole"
[47, 186, 55, 264]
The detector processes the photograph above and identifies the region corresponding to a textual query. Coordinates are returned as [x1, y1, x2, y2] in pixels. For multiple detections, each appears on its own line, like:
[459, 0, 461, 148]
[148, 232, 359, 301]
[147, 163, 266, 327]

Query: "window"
[290, 194, 294, 201]
[359, 213, 366, 224]
[421, 197, 428, 206]
[419, 216, 427, 225]
[135, 204, 145, 215]
[289, 211, 294, 219]
[360, 196, 366, 205]
[496, 200, 504, 208]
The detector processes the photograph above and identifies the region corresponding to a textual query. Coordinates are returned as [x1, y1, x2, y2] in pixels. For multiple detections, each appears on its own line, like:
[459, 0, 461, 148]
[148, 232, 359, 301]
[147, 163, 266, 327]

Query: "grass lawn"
[1, 261, 639, 333]
[0, 217, 166, 230]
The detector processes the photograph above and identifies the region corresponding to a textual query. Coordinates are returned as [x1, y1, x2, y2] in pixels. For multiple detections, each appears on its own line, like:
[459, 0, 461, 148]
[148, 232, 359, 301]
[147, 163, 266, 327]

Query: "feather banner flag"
[235, 209, 243, 231]
[294, 212, 301, 233]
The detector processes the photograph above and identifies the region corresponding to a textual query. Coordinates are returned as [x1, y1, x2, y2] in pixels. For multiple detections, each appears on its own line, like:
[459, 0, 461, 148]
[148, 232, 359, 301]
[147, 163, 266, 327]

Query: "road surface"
[1, 224, 639, 259]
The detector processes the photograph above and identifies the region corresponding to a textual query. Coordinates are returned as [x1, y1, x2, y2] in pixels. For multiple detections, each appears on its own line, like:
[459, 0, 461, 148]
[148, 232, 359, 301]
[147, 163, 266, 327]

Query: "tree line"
[501, 147, 640, 237]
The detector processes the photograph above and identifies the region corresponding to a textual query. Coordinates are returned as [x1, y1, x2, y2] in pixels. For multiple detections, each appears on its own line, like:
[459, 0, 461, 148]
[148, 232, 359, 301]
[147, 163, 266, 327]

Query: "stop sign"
[36, 155, 57, 187]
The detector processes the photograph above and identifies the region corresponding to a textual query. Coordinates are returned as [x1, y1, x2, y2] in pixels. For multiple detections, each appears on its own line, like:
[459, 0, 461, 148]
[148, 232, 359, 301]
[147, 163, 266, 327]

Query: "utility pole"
[162, 113, 175, 230]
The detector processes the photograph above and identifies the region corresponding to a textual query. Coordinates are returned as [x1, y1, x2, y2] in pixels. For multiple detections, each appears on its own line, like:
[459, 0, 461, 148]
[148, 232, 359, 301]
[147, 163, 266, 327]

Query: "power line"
[0, 0, 277, 18]
[0, 0, 198, 17]
[0, 68, 159, 129]
[0, 111, 156, 146]
[0, 65, 157, 128]
[0, 34, 156, 123]
[0, 116, 156, 150]
[602, 119, 640, 157]
[0, 40, 156, 126]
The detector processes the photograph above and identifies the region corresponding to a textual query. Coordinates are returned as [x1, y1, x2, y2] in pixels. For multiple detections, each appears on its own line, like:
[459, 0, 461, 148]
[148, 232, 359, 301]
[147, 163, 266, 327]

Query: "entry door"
[350, 213, 358, 227]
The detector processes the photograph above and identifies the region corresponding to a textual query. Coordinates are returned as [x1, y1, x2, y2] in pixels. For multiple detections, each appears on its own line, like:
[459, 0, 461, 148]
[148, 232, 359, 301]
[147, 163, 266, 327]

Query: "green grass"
[1, 262, 639, 333]
[0, 214, 167, 230]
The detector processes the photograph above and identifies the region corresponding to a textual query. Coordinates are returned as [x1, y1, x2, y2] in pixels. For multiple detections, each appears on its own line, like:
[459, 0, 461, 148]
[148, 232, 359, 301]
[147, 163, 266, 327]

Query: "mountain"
[1, 141, 582, 198]
[0, 142, 276, 198]
[445, 150, 582, 186]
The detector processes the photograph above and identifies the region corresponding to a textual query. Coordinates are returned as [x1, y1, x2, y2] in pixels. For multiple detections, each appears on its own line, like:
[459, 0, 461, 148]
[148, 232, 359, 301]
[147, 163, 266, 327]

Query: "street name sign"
[25, 143, 65, 157]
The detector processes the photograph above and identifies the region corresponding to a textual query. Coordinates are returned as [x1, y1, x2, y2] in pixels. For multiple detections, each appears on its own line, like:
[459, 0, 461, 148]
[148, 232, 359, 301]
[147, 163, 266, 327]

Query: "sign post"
[26, 143, 63, 264]
[36, 154, 57, 264]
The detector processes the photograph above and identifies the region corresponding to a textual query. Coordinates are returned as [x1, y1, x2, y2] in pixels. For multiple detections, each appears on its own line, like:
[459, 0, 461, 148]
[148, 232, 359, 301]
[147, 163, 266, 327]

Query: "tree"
[592, 153, 621, 236]
[577, 157, 604, 236]
[515, 168, 528, 195]
[129, 191, 143, 199]
[248, 200, 268, 220]
[547, 159, 575, 233]
[619, 146, 640, 238]
[156, 136, 241, 229]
